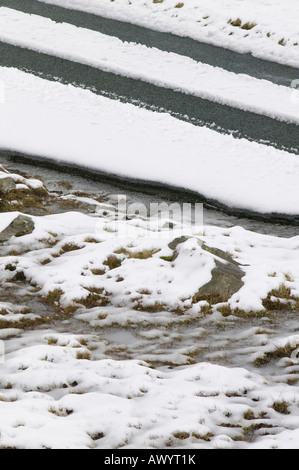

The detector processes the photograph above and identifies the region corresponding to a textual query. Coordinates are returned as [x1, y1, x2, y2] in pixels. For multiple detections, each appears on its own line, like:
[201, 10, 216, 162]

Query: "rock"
[163, 236, 191, 262]
[0, 215, 35, 242]
[201, 243, 241, 267]
[193, 243, 245, 304]
[0, 177, 16, 194]
[168, 236, 190, 251]
[167, 237, 244, 303]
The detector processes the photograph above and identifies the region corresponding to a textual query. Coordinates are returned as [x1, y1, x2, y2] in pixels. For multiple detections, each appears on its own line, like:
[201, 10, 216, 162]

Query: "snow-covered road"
[1, 66, 299, 215]
[0, 7, 298, 125]
[0, 1, 297, 215]
[38, 0, 299, 69]
[1, 1, 299, 449]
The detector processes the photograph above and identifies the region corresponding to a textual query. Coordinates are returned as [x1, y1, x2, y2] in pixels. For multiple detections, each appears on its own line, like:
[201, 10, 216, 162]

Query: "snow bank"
[0, 7, 298, 124]
[0, 67, 299, 215]
[38, 0, 299, 68]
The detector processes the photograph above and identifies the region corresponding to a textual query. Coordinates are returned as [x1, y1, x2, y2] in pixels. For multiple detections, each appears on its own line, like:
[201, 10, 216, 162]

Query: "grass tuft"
[43, 289, 63, 305]
[173, 432, 190, 440]
[272, 401, 290, 415]
[103, 255, 122, 270]
[254, 343, 296, 367]
[241, 22, 257, 30]
[230, 18, 242, 27]
[76, 351, 91, 360]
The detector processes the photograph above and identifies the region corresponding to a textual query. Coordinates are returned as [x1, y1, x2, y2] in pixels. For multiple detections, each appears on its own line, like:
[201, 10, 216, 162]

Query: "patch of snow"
[0, 212, 18, 233]
[0, 167, 44, 190]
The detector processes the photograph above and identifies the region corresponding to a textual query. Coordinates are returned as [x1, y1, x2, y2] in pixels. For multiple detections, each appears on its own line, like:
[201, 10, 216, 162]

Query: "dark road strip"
[0, 41, 298, 154]
[3, 150, 299, 227]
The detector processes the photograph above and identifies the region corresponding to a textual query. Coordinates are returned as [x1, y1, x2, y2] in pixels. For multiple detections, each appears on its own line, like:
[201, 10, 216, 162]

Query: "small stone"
[0, 177, 16, 194]
[168, 237, 244, 303]
[193, 243, 244, 303]
[168, 236, 190, 251]
[0, 215, 35, 242]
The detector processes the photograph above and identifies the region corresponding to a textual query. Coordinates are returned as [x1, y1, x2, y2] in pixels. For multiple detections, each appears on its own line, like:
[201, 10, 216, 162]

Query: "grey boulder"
[193, 243, 244, 303]
[0, 177, 16, 194]
[0, 215, 35, 242]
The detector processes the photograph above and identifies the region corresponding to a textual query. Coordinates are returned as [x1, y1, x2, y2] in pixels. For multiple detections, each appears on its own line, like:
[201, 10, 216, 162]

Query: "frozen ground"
[39, 0, 299, 68]
[1, 166, 299, 449]
[0, 67, 299, 215]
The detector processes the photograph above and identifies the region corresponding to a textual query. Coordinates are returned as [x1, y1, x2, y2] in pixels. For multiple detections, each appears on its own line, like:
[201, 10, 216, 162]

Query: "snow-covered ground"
[1, 340, 299, 450]
[2, 207, 299, 315]
[0, 67, 299, 216]
[1, 0, 299, 450]
[1, 168, 299, 449]
[0, 7, 298, 124]
[39, 0, 299, 68]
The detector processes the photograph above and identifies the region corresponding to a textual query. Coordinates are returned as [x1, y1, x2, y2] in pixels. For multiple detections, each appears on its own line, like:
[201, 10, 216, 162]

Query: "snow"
[2, 343, 294, 450]
[0, 213, 18, 234]
[2, 203, 299, 316]
[0, 7, 298, 124]
[1, 338, 298, 449]
[1, 189, 299, 448]
[0, 163, 44, 188]
[38, 0, 299, 68]
[1, 1, 299, 449]
[0, 67, 299, 215]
